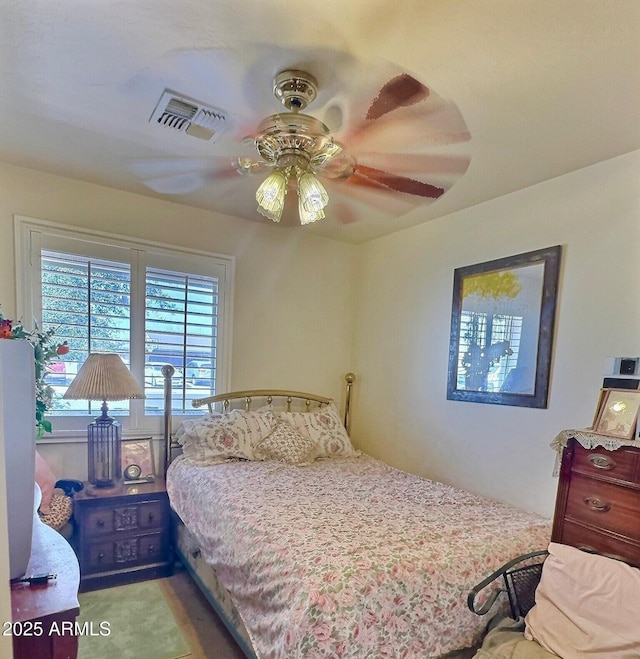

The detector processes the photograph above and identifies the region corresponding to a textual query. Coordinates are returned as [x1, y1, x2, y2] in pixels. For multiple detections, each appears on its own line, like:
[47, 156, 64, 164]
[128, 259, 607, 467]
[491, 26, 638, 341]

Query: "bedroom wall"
[0, 162, 356, 479]
[350, 149, 640, 518]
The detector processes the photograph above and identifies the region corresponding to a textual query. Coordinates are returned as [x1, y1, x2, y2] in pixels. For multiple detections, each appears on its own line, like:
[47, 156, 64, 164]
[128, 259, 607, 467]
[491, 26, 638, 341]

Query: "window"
[16, 216, 234, 436]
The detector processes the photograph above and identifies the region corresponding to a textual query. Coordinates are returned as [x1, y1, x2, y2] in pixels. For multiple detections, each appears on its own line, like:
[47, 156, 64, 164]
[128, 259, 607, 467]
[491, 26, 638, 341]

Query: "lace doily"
[550, 429, 639, 476]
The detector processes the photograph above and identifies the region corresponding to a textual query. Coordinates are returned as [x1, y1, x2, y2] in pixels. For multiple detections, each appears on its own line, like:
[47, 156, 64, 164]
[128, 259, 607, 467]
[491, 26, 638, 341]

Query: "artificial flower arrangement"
[0, 308, 69, 437]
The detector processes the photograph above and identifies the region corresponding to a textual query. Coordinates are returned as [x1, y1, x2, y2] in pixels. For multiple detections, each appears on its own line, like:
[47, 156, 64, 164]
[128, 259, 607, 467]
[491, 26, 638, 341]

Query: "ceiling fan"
[132, 53, 471, 227]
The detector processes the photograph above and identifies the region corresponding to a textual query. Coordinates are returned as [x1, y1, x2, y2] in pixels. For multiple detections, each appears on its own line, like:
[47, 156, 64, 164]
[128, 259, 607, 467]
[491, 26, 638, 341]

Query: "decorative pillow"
[38, 491, 73, 532]
[524, 542, 640, 657]
[179, 408, 277, 465]
[35, 450, 57, 514]
[279, 403, 358, 459]
[254, 420, 316, 466]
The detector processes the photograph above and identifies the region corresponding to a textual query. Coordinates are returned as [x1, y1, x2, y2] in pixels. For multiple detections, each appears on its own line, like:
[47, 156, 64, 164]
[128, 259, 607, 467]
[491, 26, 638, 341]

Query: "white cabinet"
[0, 340, 36, 579]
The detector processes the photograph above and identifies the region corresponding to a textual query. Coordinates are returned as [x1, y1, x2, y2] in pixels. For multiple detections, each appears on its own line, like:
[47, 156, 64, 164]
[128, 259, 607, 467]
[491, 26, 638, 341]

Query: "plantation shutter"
[41, 249, 132, 415]
[144, 267, 218, 413]
[17, 216, 233, 434]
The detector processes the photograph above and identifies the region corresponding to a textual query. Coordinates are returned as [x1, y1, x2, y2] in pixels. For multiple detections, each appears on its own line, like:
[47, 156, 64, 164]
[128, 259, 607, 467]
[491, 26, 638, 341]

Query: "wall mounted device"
[602, 356, 640, 390]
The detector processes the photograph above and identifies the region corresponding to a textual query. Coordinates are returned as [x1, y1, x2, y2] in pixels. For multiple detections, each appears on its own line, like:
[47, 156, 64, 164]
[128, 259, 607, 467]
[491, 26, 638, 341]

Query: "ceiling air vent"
[149, 90, 227, 141]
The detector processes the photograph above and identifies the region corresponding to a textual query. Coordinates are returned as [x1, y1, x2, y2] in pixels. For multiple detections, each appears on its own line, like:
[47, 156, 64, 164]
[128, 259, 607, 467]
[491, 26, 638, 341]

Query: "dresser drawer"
[559, 519, 640, 566]
[84, 531, 168, 574]
[564, 473, 640, 541]
[571, 445, 638, 483]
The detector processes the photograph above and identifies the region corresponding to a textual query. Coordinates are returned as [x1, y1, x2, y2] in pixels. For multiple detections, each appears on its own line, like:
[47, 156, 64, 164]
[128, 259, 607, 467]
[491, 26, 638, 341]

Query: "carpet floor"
[77, 567, 245, 659]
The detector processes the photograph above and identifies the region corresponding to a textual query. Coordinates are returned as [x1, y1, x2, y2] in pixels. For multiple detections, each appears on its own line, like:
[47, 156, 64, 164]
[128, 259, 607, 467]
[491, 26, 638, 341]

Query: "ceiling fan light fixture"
[256, 169, 287, 222]
[298, 171, 329, 213]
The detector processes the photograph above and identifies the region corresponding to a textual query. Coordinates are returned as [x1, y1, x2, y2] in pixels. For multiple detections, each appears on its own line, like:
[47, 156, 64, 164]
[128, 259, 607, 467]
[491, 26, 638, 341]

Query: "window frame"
[15, 215, 234, 441]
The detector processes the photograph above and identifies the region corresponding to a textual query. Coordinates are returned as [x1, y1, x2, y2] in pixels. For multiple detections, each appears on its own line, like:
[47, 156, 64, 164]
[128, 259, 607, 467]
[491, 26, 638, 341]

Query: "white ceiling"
[1, 1, 639, 244]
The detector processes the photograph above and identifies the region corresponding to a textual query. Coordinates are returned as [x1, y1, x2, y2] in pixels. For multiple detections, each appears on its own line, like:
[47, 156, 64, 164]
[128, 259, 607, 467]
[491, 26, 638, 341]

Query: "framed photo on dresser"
[121, 437, 156, 483]
[594, 389, 640, 440]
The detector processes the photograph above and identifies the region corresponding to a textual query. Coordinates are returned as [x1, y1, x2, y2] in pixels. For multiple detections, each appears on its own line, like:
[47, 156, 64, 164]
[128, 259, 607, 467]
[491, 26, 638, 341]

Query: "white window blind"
[16, 216, 234, 437]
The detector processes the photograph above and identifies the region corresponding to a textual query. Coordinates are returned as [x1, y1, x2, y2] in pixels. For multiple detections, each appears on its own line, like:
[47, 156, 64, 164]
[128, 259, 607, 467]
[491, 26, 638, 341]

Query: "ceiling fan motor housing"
[255, 113, 332, 168]
[273, 70, 318, 111]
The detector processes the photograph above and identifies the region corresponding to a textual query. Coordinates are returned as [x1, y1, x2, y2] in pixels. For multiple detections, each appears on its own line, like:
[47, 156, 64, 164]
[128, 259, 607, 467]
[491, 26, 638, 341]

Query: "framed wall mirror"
[447, 245, 562, 408]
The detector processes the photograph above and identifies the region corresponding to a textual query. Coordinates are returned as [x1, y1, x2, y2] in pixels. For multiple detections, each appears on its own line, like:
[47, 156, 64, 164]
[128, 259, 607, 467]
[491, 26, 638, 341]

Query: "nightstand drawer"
[84, 499, 167, 537]
[136, 500, 167, 531]
[84, 532, 168, 574]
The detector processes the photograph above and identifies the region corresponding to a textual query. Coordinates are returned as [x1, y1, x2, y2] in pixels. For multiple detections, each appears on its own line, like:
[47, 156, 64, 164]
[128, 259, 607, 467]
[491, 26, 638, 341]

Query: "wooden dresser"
[552, 435, 640, 566]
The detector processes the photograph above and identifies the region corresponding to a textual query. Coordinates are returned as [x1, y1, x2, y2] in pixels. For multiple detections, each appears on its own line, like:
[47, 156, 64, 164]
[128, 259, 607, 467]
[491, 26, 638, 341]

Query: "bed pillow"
[174, 412, 220, 445]
[254, 420, 316, 466]
[179, 408, 277, 465]
[279, 403, 358, 458]
[524, 542, 640, 657]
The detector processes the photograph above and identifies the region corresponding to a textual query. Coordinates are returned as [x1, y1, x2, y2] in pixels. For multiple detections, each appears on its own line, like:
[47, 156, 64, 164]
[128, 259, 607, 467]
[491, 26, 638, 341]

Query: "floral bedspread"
[167, 455, 551, 659]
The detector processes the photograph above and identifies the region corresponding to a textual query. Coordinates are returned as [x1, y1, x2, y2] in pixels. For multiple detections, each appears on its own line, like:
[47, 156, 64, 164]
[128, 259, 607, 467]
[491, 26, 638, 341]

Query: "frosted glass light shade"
[298, 193, 325, 225]
[256, 169, 287, 222]
[298, 171, 329, 213]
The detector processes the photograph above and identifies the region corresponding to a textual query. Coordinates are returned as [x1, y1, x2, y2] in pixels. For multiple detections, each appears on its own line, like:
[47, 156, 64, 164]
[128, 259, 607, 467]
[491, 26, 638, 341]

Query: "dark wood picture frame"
[446, 245, 562, 408]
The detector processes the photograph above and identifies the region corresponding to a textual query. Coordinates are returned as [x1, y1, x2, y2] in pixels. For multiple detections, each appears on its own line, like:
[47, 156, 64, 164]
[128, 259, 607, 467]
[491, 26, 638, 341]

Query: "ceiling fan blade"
[323, 177, 426, 217]
[321, 152, 470, 180]
[366, 73, 429, 121]
[345, 104, 471, 155]
[131, 155, 275, 195]
[130, 158, 219, 180]
[139, 171, 212, 195]
[345, 165, 445, 199]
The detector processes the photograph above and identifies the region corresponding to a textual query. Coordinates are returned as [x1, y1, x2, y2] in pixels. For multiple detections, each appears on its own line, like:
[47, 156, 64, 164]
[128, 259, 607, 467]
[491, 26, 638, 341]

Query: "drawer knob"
[584, 495, 610, 512]
[98, 551, 104, 561]
[148, 512, 154, 522]
[588, 453, 615, 470]
[577, 544, 598, 554]
[148, 544, 155, 553]
[96, 519, 105, 527]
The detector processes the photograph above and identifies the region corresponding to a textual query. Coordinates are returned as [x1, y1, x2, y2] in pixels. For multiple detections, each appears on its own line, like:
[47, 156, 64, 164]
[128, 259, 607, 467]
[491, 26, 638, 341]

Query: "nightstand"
[72, 478, 172, 592]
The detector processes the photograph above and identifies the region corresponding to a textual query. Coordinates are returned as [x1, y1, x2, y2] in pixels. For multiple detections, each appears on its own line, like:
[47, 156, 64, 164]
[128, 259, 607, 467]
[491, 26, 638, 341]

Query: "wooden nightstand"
[72, 479, 172, 592]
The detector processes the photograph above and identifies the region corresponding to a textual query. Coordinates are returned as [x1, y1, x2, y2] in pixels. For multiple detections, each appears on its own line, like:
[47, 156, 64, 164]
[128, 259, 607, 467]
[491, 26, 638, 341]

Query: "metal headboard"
[161, 369, 356, 477]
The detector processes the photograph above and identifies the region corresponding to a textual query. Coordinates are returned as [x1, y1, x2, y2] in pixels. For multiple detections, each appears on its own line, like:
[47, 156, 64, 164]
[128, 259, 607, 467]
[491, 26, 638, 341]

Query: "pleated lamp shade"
[63, 353, 144, 402]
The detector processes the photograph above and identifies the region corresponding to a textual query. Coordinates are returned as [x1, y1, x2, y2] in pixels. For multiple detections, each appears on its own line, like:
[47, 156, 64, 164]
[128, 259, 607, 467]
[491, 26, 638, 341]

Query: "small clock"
[124, 464, 142, 481]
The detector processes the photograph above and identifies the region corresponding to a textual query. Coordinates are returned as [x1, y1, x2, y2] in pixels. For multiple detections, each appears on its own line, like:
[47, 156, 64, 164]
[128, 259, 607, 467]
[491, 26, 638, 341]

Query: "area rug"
[77, 580, 191, 659]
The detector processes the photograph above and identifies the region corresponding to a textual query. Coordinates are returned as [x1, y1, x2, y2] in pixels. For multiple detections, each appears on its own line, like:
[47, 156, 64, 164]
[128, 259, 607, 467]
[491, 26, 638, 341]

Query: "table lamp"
[63, 353, 144, 489]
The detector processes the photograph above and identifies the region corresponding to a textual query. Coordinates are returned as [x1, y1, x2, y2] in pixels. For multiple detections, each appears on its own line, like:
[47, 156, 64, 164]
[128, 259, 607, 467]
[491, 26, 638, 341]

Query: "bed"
[161, 371, 551, 658]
